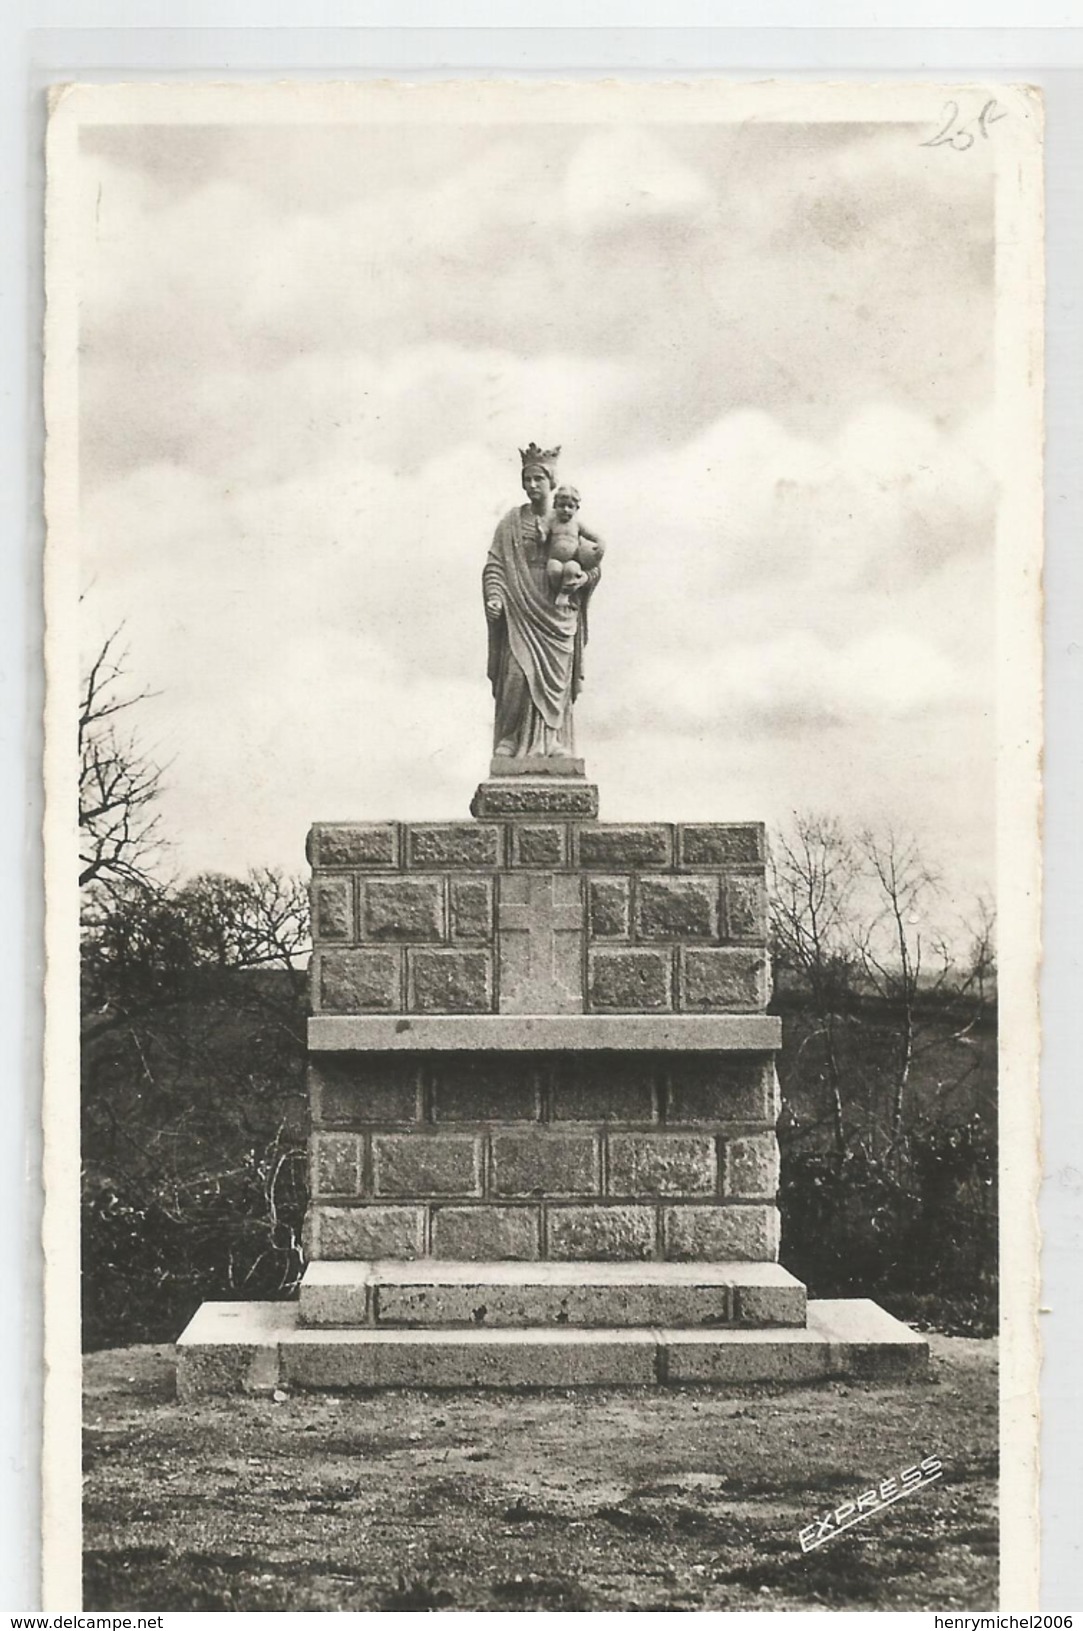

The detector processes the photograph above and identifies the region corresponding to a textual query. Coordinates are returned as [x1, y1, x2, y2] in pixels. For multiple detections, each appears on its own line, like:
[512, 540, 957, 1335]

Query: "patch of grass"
[83, 1335, 998, 1612]
[380, 1574, 456, 1610]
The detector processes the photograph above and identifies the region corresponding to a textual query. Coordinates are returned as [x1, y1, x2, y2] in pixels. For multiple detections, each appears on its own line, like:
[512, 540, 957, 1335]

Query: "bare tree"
[855, 827, 949, 1152]
[82, 866, 311, 1044]
[771, 813, 861, 1154]
[173, 869, 311, 1010]
[962, 895, 997, 1004]
[79, 628, 166, 892]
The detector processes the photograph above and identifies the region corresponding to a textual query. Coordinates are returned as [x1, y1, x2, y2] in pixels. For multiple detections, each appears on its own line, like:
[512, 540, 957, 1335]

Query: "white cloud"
[82, 389, 996, 909]
[603, 627, 967, 738]
[563, 127, 714, 232]
[79, 119, 994, 489]
[76, 118, 998, 906]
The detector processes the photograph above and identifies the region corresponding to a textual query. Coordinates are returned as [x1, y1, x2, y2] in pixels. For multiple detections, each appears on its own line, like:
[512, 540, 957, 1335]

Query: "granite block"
[407, 823, 502, 869]
[722, 873, 768, 941]
[308, 1013, 782, 1052]
[637, 876, 720, 941]
[548, 1205, 656, 1261]
[310, 1057, 421, 1125]
[680, 948, 770, 1012]
[588, 877, 631, 938]
[175, 1301, 290, 1399]
[409, 949, 493, 1013]
[301, 1261, 803, 1332]
[431, 1058, 541, 1122]
[677, 824, 765, 868]
[608, 1134, 717, 1197]
[724, 1133, 781, 1198]
[449, 878, 494, 942]
[498, 871, 584, 1014]
[431, 1205, 540, 1260]
[312, 1132, 363, 1196]
[491, 1133, 599, 1197]
[372, 1134, 482, 1197]
[312, 876, 354, 942]
[663, 1333, 831, 1385]
[312, 1204, 425, 1261]
[577, 824, 672, 869]
[299, 1262, 371, 1328]
[664, 1204, 779, 1262]
[734, 1281, 808, 1326]
[361, 877, 445, 942]
[589, 948, 672, 1011]
[471, 779, 598, 819]
[665, 1057, 777, 1123]
[551, 1058, 657, 1122]
[280, 1327, 657, 1389]
[375, 1276, 728, 1329]
[316, 949, 401, 1014]
[309, 823, 399, 869]
[510, 824, 568, 867]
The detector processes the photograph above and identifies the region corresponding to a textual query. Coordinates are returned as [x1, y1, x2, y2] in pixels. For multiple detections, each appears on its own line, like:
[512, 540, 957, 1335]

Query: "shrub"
[81, 1140, 306, 1350]
[779, 1113, 997, 1336]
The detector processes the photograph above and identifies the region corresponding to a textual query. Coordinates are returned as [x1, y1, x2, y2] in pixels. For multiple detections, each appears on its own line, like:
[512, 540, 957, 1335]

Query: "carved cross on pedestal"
[497, 873, 584, 1014]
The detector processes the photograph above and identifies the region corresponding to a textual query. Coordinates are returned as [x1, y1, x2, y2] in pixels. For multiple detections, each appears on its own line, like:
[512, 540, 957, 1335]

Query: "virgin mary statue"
[482, 443, 602, 767]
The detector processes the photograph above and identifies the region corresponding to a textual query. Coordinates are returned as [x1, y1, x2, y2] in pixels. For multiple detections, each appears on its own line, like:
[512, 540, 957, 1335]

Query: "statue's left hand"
[563, 563, 589, 595]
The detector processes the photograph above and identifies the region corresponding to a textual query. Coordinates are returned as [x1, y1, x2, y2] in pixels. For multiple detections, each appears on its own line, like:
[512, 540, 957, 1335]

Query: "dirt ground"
[83, 1334, 997, 1611]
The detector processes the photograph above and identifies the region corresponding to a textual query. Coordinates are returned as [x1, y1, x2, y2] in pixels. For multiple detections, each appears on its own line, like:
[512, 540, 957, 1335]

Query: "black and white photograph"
[43, 78, 1043, 1611]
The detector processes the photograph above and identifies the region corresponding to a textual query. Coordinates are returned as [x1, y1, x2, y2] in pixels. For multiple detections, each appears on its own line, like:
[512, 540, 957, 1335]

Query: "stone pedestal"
[176, 784, 927, 1394]
[488, 755, 587, 778]
[470, 778, 599, 819]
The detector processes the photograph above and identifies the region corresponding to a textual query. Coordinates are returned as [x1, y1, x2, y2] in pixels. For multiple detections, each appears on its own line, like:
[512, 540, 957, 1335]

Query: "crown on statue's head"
[519, 442, 561, 473]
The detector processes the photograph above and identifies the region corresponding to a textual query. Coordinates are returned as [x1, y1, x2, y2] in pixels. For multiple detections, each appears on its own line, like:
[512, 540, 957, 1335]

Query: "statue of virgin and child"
[483, 443, 605, 770]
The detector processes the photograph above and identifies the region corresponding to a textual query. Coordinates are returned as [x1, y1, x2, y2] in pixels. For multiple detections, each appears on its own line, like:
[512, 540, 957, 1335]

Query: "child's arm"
[573, 524, 605, 578]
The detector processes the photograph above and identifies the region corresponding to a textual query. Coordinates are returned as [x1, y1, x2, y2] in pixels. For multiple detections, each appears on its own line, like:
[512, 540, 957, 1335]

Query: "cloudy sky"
[76, 107, 997, 916]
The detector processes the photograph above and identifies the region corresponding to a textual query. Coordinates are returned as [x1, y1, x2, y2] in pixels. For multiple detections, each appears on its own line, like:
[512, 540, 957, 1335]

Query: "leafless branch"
[79, 627, 168, 892]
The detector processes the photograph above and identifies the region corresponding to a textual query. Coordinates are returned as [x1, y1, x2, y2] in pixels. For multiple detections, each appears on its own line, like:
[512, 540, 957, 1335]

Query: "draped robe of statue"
[484, 503, 600, 759]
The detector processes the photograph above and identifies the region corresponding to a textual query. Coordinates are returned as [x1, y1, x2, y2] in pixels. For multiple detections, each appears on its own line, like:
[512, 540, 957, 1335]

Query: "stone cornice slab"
[307, 1013, 782, 1052]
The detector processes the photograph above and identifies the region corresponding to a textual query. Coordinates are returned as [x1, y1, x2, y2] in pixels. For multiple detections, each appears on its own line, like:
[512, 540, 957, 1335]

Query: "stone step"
[298, 1259, 807, 1330]
[175, 1298, 927, 1398]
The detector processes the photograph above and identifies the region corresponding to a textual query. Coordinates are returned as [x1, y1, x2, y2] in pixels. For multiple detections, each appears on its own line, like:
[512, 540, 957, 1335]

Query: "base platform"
[488, 756, 586, 778]
[298, 1259, 808, 1329]
[175, 1291, 927, 1398]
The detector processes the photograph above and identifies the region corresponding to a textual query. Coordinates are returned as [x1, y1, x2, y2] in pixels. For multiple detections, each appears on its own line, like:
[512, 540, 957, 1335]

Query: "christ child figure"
[545, 484, 606, 608]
